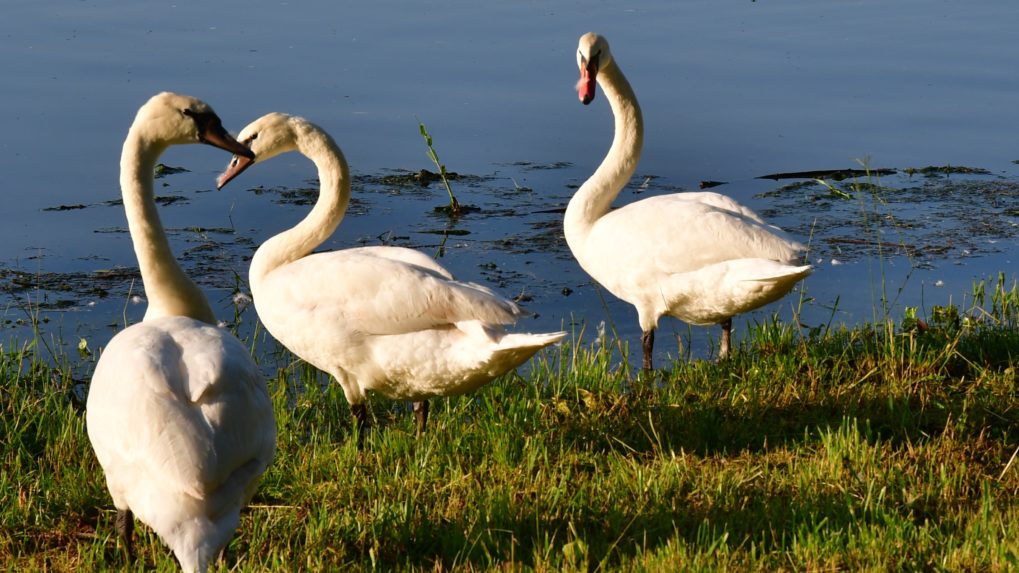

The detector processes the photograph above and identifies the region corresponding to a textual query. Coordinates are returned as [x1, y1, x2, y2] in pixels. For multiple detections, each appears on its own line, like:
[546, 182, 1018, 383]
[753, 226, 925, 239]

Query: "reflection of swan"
[86, 92, 276, 573]
[568, 34, 811, 369]
[217, 112, 565, 440]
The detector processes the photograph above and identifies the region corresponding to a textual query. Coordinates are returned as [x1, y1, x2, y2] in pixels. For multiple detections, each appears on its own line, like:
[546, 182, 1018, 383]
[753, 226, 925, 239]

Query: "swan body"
[568, 34, 811, 367]
[217, 112, 565, 436]
[86, 92, 275, 573]
[87, 317, 275, 572]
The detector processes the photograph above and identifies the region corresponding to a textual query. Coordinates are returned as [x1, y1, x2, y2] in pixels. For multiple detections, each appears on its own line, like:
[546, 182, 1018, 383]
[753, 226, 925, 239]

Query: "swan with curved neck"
[567, 33, 811, 368]
[118, 94, 249, 324]
[86, 92, 276, 573]
[218, 112, 566, 440]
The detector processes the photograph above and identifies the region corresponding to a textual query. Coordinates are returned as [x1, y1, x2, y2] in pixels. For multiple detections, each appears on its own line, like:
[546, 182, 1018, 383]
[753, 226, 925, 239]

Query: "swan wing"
[344, 246, 507, 299]
[260, 250, 522, 337]
[664, 191, 768, 223]
[590, 195, 805, 278]
[344, 245, 454, 279]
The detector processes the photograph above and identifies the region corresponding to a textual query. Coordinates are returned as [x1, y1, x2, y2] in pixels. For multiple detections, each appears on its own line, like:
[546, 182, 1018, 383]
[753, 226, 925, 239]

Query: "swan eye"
[181, 108, 223, 136]
[182, 108, 213, 126]
[579, 49, 601, 69]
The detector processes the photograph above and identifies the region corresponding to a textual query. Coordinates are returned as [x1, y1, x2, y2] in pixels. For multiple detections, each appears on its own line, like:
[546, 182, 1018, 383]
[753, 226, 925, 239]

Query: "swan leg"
[413, 400, 429, 435]
[116, 508, 134, 560]
[640, 329, 655, 371]
[351, 403, 369, 449]
[719, 318, 732, 360]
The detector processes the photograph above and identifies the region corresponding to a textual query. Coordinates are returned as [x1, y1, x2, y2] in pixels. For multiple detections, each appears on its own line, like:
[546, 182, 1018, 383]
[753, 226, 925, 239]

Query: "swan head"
[216, 112, 314, 189]
[576, 33, 612, 105]
[132, 92, 254, 157]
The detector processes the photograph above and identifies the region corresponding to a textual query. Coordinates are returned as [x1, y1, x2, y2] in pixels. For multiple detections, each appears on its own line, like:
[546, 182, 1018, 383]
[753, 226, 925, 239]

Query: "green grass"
[3, 292, 1019, 571]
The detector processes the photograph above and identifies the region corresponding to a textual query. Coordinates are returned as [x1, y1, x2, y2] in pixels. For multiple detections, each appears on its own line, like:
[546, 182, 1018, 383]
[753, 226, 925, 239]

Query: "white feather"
[567, 34, 811, 363]
[86, 92, 275, 573]
[222, 113, 565, 416]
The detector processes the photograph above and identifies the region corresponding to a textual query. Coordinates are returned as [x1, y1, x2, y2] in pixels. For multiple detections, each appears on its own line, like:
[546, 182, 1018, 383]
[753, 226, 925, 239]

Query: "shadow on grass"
[374, 323, 1019, 570]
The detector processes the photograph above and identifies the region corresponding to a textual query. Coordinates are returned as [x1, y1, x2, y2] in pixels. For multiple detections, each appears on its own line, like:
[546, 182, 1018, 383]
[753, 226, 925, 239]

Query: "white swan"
[216, 112, 565, 440]
[568, 33, 811, 369]
[86, 92, 276, 573]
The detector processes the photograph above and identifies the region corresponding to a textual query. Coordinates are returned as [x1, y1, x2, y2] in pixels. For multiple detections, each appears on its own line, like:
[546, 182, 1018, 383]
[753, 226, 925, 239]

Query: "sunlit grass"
[3, 279, 1019, 571]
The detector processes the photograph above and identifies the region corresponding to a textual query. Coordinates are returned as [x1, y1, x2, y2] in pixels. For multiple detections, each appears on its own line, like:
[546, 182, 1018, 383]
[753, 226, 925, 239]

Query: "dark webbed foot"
[217, 538, 232, 565]
[351, 403, 369, 449]
[116, 508, 134, 561]
[719, 318, 733, 360]
[640, 329, 655, 371]
[413, 400, 429, 436]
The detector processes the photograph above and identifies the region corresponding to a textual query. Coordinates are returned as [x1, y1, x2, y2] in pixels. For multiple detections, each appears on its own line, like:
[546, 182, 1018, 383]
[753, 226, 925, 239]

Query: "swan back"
[88, 317, 276, 573]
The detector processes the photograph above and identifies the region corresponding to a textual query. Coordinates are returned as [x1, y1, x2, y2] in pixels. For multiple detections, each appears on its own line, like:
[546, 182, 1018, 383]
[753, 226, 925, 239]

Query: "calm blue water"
[3, 0, 1019, 367]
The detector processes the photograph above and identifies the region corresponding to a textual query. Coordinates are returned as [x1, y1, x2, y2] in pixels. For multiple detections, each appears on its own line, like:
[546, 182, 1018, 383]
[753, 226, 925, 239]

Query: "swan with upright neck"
[567, 33, 811, 368]
[86, 92, 276, 573]
[217, 112, 565, 440]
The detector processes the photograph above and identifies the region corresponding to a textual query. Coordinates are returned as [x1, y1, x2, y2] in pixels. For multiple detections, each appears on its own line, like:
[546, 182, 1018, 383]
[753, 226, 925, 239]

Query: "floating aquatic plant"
[417, 119, 461, 216]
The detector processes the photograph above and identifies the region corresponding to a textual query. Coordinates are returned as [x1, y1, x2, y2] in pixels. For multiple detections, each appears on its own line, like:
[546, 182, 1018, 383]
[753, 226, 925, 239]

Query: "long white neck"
[249, 129, 349, 295]
[563, 61, 644, 249]
[120, 130, 216, 324]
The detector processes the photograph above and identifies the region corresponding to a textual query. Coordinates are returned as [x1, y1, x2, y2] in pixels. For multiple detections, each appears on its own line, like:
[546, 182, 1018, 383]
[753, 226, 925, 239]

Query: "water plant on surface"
[417, 119, 461, 216]
[815, 160, 918, 326]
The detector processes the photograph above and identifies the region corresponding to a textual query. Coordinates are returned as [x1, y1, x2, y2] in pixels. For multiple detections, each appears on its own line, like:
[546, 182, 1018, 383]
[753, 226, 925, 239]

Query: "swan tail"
[169, 519, 229, 573]
[205, 456, 272, 518]
[483, 331, 567, 374]
[166, 456, 271, 572]
[740, 262, 813, 284]
[495, 330, 568, 351]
